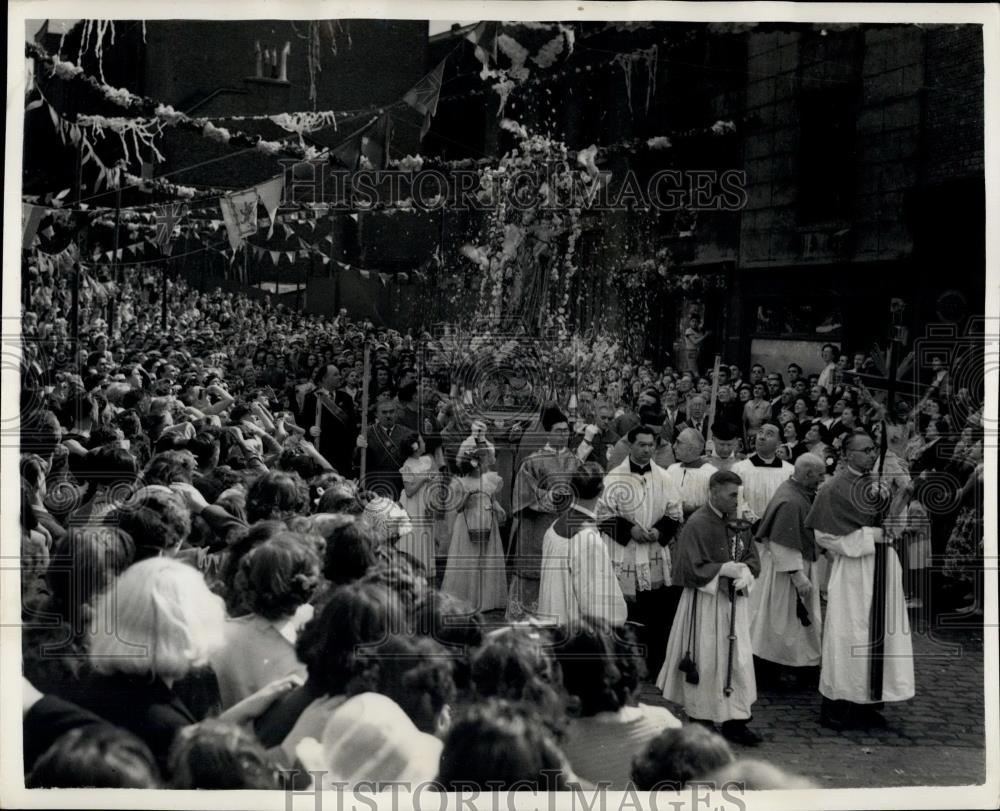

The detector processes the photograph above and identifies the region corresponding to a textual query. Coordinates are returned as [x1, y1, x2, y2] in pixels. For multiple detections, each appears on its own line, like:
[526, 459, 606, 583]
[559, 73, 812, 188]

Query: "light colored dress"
[399, 454, 436, 578]
[441, 472, 508, 611]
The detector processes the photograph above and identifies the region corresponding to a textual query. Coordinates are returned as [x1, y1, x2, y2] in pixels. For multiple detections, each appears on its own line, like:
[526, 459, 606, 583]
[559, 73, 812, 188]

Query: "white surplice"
[730, 457, 794, 523]
[664, 462, 718, 518]
[537, 507, 628, 631]
[600, 459, 684, 597]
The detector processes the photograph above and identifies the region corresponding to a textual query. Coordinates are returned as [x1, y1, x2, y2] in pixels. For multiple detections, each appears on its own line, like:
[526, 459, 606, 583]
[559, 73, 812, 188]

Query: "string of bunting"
[26, 38, 457, 177]
[22, 113, 735, 254]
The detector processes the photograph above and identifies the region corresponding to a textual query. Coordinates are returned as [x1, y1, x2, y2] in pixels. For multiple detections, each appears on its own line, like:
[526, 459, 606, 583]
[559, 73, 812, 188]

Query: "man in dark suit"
[714, 384, 743, 429]
[677, 394, 710, 440]
[358, 395, 414, 500]
[302, 364, 358, 477]
[661, 388, 683, 443]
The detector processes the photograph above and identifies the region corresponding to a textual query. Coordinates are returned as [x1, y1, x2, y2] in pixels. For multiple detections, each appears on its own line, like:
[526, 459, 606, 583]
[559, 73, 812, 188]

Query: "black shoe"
[820, 707, 854, 731]
[860, 708, 888, 729]
[720, 721, 762, 746]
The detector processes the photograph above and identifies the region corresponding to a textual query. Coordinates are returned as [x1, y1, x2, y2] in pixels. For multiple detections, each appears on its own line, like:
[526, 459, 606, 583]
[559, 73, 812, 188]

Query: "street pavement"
[639, 618, 987, 788]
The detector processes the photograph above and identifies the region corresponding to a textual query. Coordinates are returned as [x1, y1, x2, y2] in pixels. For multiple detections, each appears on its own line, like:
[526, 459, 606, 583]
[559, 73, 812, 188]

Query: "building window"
[755, 297, 843, 336]
[797, 86, 858, 224]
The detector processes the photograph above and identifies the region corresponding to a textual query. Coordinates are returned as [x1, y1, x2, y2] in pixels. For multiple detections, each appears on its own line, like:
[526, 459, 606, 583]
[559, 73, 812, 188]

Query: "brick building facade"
[426, 21, 984, 376]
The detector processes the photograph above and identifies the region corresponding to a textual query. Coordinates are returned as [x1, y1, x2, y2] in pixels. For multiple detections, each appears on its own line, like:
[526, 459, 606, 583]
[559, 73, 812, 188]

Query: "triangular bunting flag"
[298, 250, 309, 259]
[465, 21, 500, 70]
[349, 213, 359, 222]
[282, 223, 295, 239]
[322, 256, 330, 265]
[359, 269, 369, 279]
[330, 121, 375, 170]
[270, 251, 281, 266]
[22, 203, 46, 248]
[126, 244, 138, 256]
[256, 176, 284, 238]
[286, 251, 296, 264]
[115, 249, 123, 260]
[378, 273, 390, 286]
[398, 272, 409, 282]
[219, 189, 259, 252]
[361, 112, 394, 170]
[323, 234, 334, 243]
[403, 59, 446, 140]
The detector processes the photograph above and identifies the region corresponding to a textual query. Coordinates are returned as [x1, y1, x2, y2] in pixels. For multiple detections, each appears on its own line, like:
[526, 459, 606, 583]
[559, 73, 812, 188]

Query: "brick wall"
[923, 25, 985, 186]
[739, 24, 983, 270]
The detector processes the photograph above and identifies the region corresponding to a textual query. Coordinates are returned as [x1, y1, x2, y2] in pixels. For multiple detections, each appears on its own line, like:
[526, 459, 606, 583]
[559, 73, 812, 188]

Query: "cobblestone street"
[640, 620, 987, 788]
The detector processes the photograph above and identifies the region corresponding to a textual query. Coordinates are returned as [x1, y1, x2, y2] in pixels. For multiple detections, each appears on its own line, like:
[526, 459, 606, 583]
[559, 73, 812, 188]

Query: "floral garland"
[458, 121, 605, 338]
[28, 42, 320, 162]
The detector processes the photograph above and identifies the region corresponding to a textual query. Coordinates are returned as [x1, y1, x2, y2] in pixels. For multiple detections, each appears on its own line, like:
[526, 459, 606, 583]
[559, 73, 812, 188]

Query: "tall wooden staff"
[706, 354, 722, 451]
[359, 339, 373, 485]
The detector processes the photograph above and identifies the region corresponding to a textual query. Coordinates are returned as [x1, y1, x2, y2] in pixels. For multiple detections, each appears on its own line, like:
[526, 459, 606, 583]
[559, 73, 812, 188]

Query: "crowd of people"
[17, 262, 984, 790]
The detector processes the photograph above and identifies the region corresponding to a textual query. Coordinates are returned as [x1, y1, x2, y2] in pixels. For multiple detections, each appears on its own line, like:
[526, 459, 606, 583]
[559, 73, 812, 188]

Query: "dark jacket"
[74, 672, 198, 771]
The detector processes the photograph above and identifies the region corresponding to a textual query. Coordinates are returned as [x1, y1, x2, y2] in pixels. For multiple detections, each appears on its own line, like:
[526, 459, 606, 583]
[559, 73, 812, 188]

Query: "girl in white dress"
[398, 435, 437, 578]
[441, 455, 507, 611]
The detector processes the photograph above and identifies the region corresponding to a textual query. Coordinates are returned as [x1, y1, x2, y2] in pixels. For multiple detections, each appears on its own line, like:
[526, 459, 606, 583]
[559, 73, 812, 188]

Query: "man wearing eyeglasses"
[805, 428, 914, 731]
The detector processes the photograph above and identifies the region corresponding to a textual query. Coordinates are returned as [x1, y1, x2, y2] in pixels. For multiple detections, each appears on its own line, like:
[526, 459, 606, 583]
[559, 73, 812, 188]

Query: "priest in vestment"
[657, 470, 762, 746]
[538, 462, 627, 630]
[665, 428, 718, 519]
[749, 454, 825, 682]
[599, 425, 684, 674]
[507, 405, 580, 620]
[805, 429, 915, 730]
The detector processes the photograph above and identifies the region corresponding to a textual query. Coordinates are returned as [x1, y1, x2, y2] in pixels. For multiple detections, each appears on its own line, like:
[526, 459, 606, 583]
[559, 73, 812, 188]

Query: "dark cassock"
[657, 502, 760, 730]
[805, 466, 914, 718]
[749, 478, 823, 668]
[507, 406, 580, 620]
[361, 421, 415, 502]
[302, 387, 358, 477]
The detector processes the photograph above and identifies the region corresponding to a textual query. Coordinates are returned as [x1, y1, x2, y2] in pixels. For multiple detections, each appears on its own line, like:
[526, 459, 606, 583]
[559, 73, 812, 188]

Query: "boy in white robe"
[538, 462, 627, 631]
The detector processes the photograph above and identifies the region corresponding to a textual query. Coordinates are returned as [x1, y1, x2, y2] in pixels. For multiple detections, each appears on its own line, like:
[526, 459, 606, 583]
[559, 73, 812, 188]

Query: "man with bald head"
[749, 453, 826, 687]
[665, 427, 719, 519]
[678, 395, 710, 440]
